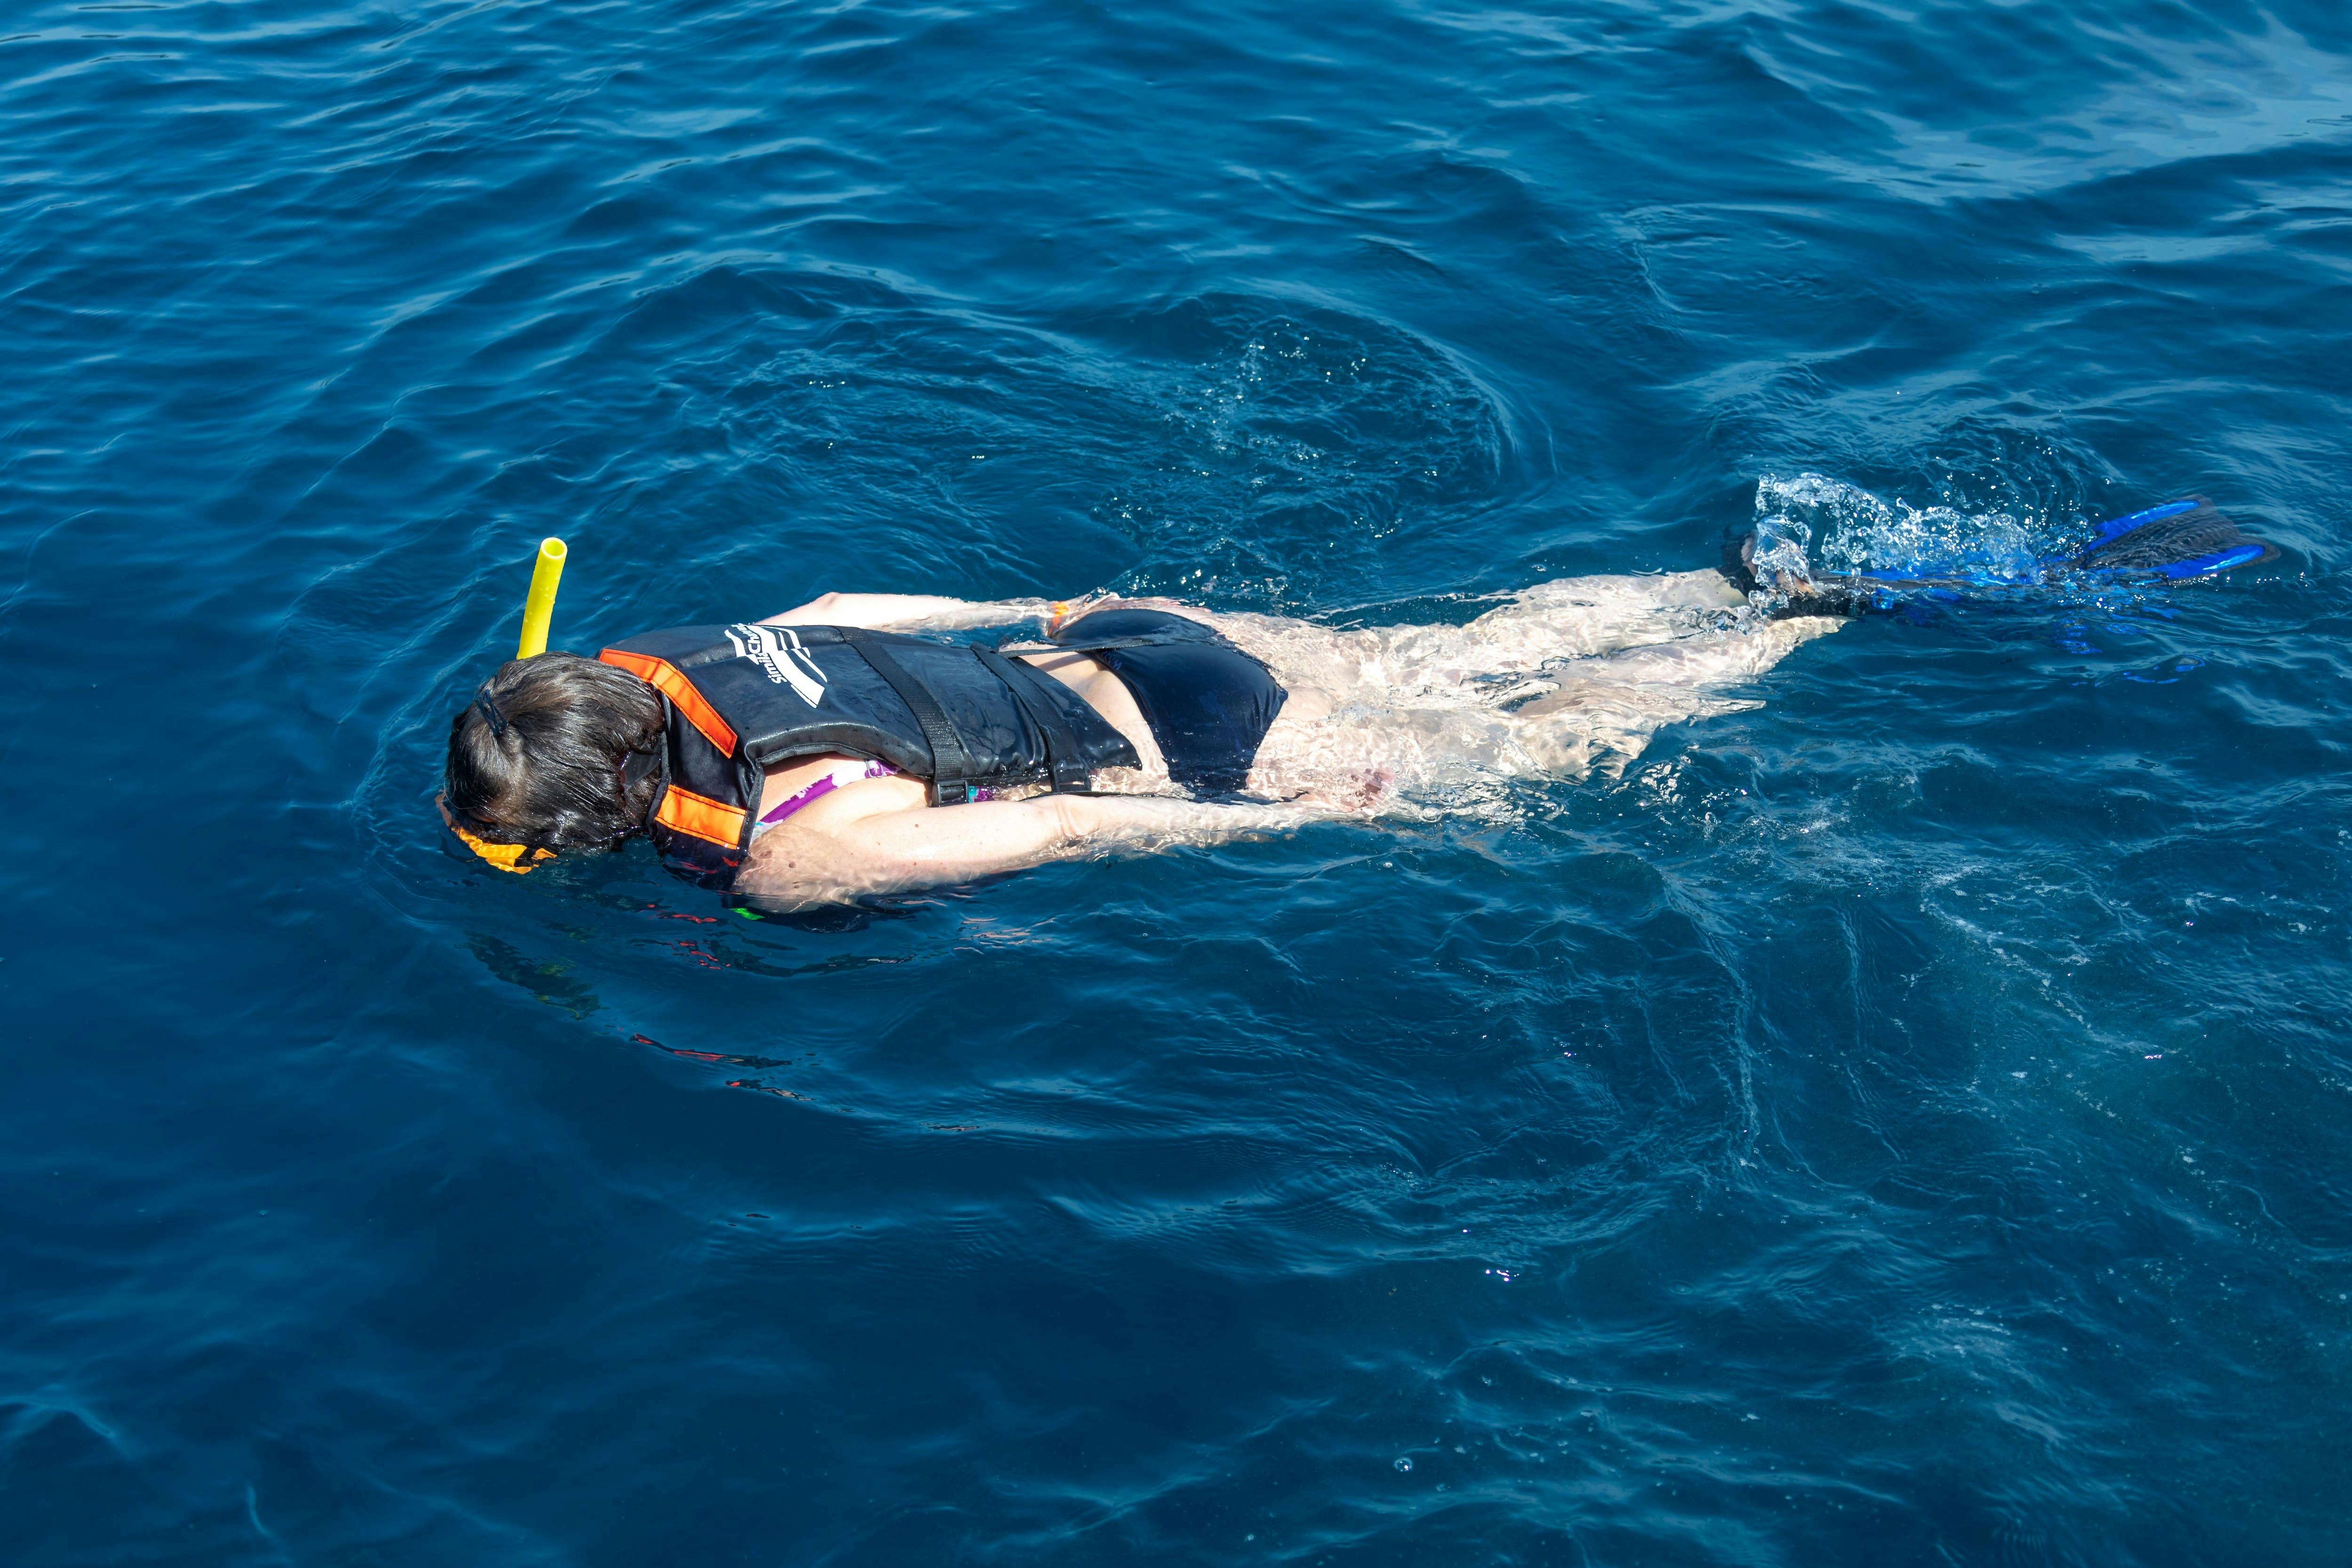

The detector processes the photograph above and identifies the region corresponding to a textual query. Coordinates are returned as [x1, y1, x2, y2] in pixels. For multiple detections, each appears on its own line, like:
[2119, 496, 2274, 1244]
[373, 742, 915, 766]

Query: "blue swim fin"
[2066, 496, 2277, 580]
[1732, 496, 2277, 615]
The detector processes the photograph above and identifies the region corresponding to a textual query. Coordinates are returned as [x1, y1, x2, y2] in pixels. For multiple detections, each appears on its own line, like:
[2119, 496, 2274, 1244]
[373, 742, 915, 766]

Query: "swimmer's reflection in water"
[439, 560, 1838, 908]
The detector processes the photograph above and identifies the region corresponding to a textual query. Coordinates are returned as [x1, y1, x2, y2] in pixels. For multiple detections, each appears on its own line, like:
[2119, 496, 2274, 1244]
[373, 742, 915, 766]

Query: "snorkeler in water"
[439, 496, 2275, 908]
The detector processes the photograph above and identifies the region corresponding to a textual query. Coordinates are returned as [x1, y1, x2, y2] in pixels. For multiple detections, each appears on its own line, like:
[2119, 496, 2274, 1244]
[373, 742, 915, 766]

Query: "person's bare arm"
[732, 788, 1339, 908]
[761, 592, 1058, 631]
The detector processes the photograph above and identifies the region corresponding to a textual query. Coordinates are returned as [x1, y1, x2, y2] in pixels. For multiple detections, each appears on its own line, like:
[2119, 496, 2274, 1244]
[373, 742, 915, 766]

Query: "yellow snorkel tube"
[447, 538, 571, 873]
[516, 536, 567, 659]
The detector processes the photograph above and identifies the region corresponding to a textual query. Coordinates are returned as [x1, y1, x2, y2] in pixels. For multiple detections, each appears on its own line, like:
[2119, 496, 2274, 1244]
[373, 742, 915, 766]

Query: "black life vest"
[598, 623, 1140, 887]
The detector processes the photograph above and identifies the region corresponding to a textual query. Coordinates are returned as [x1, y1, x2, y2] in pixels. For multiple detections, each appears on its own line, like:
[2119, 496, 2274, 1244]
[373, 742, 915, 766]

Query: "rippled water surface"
[7, 2, 2352, 1562]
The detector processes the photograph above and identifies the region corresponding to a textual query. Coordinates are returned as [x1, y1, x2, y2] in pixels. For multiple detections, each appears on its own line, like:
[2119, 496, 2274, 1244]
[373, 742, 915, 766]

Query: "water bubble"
[1394, 1457, 1413, 1472]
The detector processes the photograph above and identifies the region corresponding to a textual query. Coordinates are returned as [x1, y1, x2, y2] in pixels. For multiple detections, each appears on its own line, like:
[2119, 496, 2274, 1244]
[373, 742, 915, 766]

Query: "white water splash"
[1752, 472, 2056, 588]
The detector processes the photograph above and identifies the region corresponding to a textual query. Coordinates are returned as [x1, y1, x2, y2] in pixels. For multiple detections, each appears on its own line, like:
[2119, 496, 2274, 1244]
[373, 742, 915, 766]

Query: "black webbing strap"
[840, 626, 971, 805]
[972, 646, 1092, 794]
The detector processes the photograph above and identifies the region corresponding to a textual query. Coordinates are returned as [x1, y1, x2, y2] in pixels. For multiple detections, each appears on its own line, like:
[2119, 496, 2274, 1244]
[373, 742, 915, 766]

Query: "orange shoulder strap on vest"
[598, 648, 739, 756]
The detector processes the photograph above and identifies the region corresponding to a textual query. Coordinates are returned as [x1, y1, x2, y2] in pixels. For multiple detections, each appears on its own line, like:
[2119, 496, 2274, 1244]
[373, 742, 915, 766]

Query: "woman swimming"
[441, 565, 1839, 907]
[438, 495, 2274, 908]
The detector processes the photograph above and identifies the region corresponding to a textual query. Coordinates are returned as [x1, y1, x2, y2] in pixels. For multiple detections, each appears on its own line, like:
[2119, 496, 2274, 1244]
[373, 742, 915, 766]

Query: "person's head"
[442, 653, 664, 869]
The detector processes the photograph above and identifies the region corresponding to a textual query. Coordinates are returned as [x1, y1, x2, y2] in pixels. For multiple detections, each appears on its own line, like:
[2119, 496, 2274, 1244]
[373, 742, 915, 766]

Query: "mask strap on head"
[619, 743, 662, 790]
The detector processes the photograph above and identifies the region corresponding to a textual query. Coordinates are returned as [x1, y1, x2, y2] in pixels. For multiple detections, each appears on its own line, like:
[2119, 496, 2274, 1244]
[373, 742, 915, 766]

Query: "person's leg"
[1515, 609, 1838, 697]
[1503, 614, 1844, 772]
[1454, 568, 1748, 649]
[1204, 568, 1751, 700]
[1245, 614, 1843, 800]
[1361, 570, 1748, 687]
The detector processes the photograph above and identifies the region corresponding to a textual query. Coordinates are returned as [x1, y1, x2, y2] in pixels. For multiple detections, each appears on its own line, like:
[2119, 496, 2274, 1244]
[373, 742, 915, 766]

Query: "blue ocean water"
[6, 0, 2351, 1560]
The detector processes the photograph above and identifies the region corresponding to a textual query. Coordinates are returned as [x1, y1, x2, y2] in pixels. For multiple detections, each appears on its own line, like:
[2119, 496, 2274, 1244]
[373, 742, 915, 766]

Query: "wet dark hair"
[443, 652, 665, 854]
